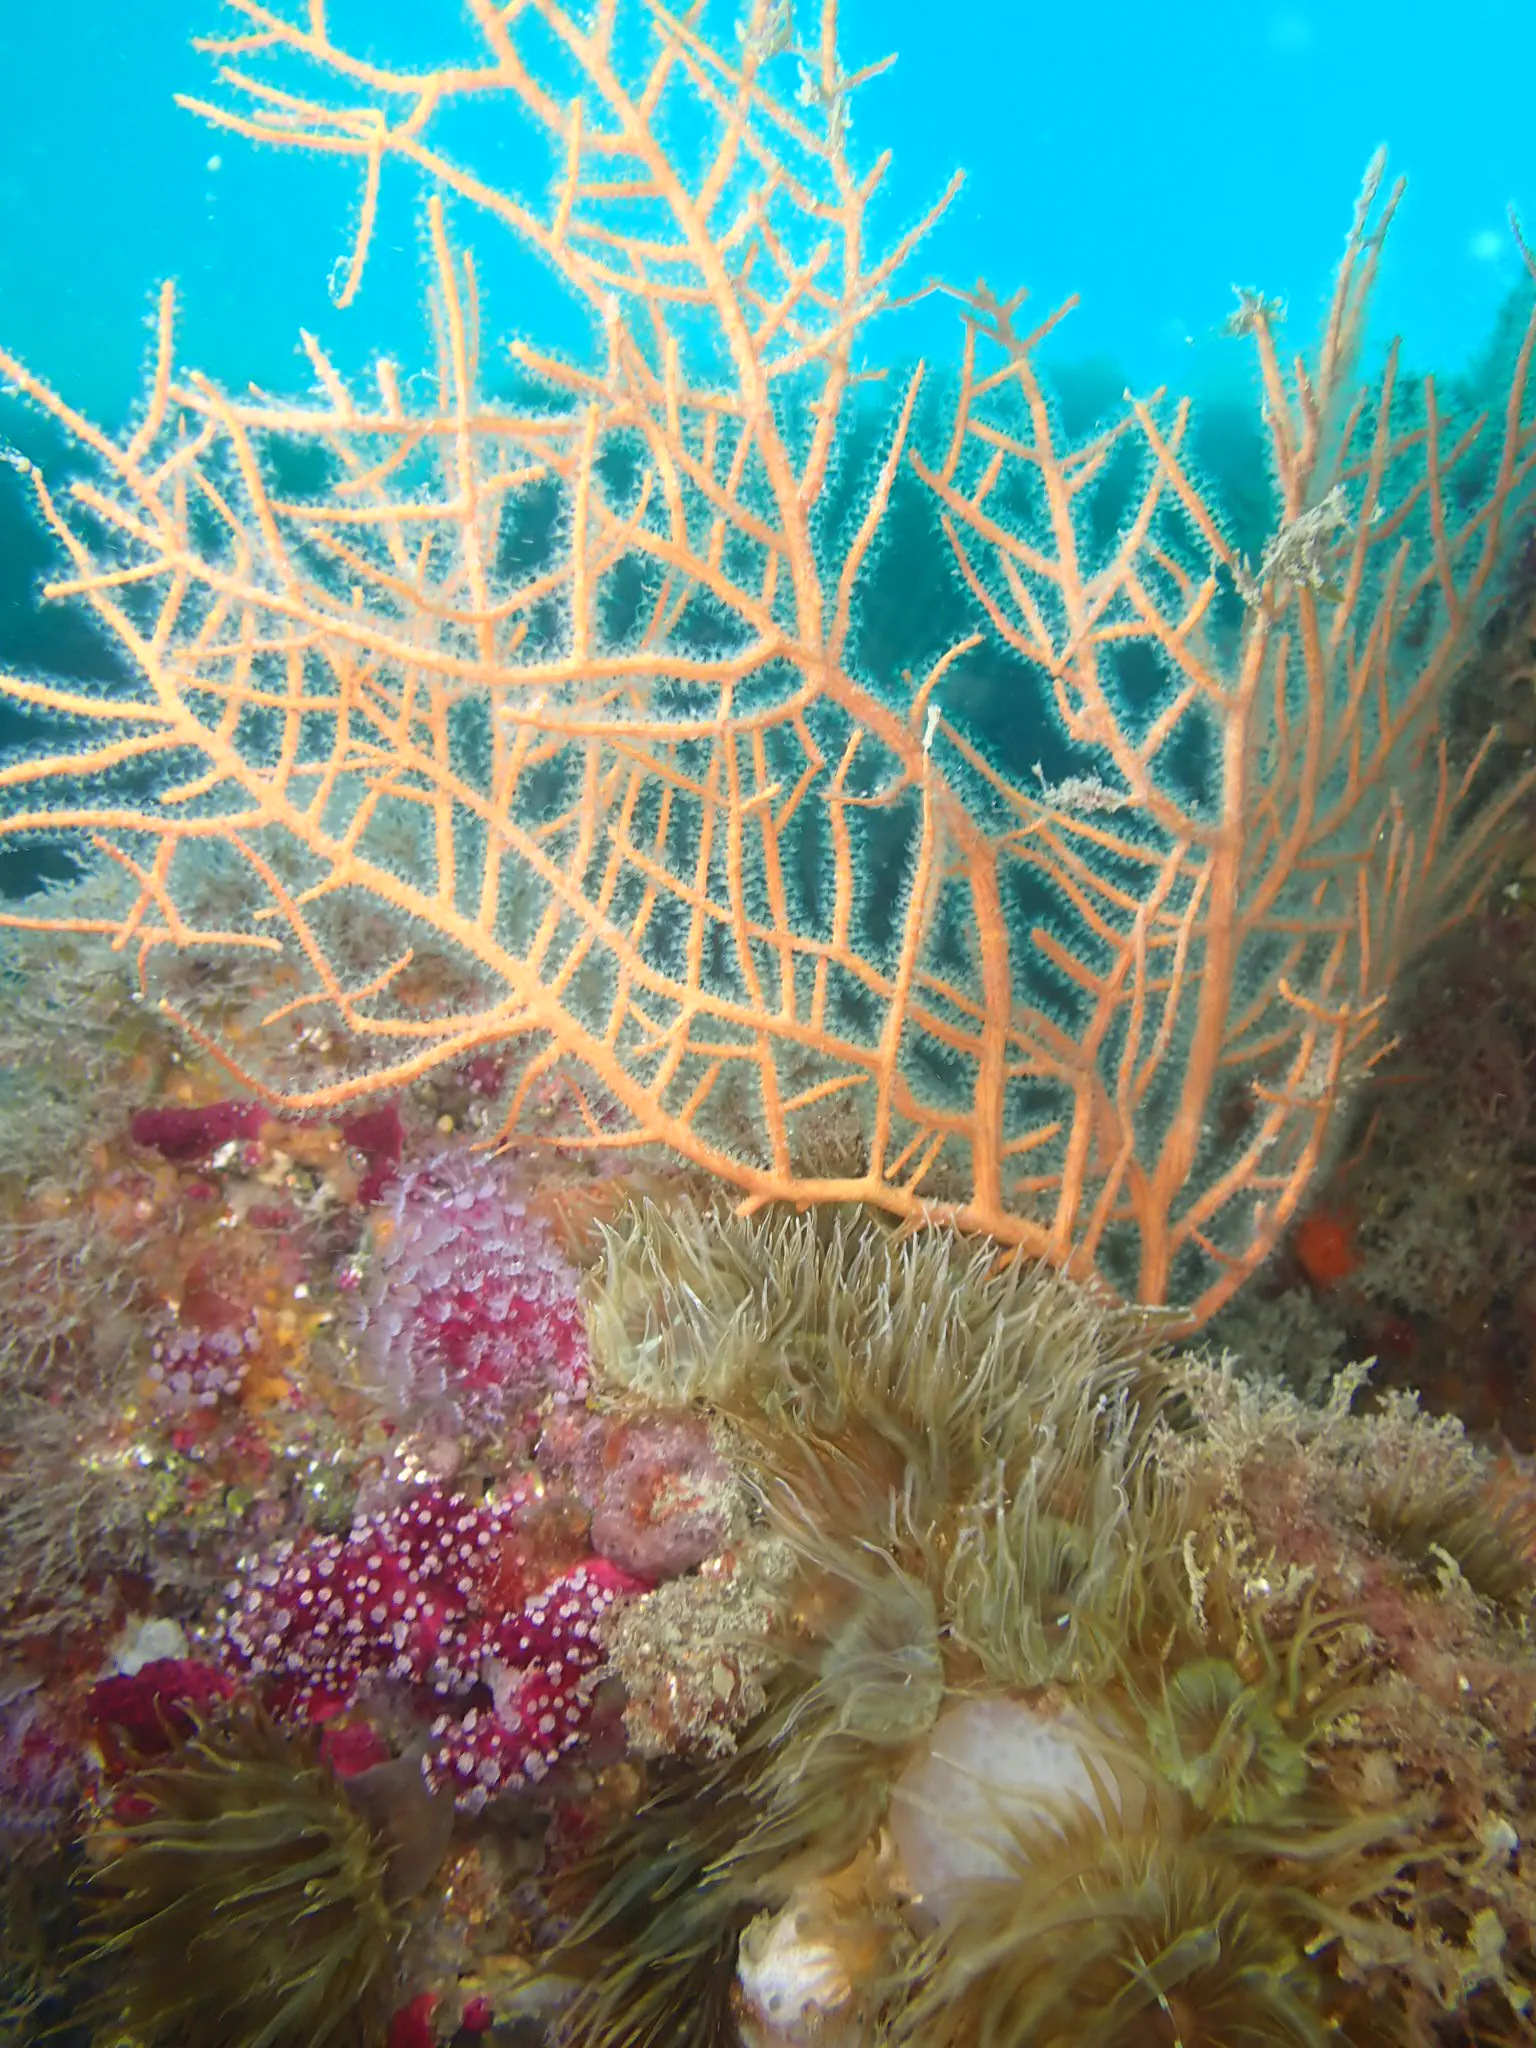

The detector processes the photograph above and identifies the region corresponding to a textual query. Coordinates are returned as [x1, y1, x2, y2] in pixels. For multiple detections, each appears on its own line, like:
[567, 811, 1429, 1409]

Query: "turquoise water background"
[2, 1, 1534, 426]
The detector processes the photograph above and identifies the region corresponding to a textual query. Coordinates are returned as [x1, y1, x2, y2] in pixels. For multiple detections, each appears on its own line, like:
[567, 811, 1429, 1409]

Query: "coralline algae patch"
[0, 1079, 396, 1653]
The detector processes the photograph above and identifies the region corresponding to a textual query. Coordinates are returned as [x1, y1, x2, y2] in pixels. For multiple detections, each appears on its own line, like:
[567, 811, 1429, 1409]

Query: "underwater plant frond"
[79, 1702, 403, 2048]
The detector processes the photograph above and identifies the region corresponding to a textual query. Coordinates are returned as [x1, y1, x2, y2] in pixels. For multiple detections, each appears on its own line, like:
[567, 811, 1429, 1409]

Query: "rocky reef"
[1, 926, 1536, 2048]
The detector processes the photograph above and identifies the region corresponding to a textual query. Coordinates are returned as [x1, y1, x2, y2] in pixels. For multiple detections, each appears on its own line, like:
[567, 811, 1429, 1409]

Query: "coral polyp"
[216, 1483, 645, 1806]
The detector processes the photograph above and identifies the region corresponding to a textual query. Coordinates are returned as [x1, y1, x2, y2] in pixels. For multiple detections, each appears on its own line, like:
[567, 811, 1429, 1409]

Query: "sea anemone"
[550, 1558, 946, 2048]
[1362, 1462, 1536, 1612]
[893, 1819, 1342, 2048]
[557, 1201, 1509, 2045]
[1136, 1599, 1369, 1832]
[550, 1203, 1192, 2042]
[1143, 1656, 1310, 1826]
[587, 1199, 1172, 1581]
[588, 1198, 1165, 1414]
[80, 1702, 404, 2048]
[549, 1737, 777, 2048]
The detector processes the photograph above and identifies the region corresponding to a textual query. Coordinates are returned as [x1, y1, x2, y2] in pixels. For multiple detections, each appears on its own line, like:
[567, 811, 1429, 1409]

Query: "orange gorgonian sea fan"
[1, 0, 1534, 1321]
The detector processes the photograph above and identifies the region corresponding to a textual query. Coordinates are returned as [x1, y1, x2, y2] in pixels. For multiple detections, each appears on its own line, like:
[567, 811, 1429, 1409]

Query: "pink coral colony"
[217, 1486, 644, 1809]
[360, 1151, 591, 1432]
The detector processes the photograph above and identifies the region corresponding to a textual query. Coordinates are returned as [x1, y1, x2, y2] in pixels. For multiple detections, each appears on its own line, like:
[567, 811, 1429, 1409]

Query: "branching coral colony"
[2, 0, 1535, 1317]
[5, 5, 1536, 2048]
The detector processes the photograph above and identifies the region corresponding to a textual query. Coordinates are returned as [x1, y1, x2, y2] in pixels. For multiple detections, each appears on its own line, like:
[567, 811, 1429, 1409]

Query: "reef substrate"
[2, 939, 1536, 2047]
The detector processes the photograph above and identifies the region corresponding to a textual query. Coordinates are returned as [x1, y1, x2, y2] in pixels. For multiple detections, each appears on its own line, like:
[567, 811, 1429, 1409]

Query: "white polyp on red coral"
[427, 1557, 637, 1805]
[144, 1307, 259, 1410]
[358, 1150, 589, 1431]
[214, 1485, 642, 1811]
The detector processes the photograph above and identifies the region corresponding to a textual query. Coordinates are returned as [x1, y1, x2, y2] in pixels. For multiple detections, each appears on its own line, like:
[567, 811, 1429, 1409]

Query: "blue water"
[1, 1, 1533, 428]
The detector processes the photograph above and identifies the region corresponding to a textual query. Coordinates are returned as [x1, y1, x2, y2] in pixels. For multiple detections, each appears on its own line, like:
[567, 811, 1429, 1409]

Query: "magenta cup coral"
[216, 1483, 643, 1810]
[358, 1151, 589, 1434]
